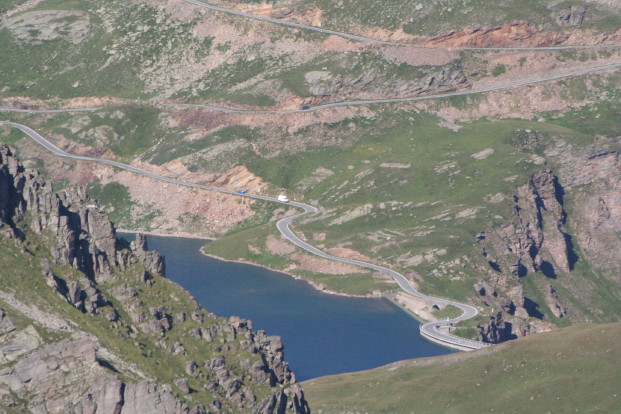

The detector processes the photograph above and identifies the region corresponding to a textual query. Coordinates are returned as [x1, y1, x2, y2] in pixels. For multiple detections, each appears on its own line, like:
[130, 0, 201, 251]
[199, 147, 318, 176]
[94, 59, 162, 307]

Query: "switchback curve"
[0, 120, 488, 350]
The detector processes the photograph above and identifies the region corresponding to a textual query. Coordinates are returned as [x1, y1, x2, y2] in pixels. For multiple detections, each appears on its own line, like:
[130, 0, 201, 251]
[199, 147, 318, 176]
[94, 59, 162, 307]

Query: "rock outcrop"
[544, 284, 567, 319]
[0, 333, 196, 413]
[476, 311, 516, 343]
[132, 233, 166, 277]
[427, 22, 569, 48]
[473, 171, 576, 342]
[556, 6, 588, 27]
[303, 64, 469, 99]
[474, 143, 621, 343]
[557, 150, 621, 277]
[477, 170, 575, 279]
[475, 308, 556, 344]
[0, 144, 310, 413]
[1, 144, 168, 282]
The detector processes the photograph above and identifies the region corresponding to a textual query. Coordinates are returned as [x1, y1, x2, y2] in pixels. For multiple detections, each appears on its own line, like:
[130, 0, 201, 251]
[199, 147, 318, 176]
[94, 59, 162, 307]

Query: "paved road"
[163, 61, 621, 114]
[276, 211, 487, 350]
[185, 0, 621, 52]
[3, 59, 621, 349]
[184, 0, 395, 45]
[0, 120, 488, 350]
[0, 107, 102, 114]
[2, 62, 620, 117]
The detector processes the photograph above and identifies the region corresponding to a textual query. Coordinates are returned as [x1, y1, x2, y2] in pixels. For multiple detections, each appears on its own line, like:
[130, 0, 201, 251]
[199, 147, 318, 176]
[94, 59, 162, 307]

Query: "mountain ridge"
[0, 143, 310, 413]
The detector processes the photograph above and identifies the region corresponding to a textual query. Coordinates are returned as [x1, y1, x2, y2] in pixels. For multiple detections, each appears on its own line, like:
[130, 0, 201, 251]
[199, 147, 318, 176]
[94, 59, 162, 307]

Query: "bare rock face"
[0, 337, 101, 409]
[132, 233, 166, 277]
[122, 381, 192, 413]
[544, 284, 567, 319]
[0, 145, 310, 414]
[0, 310, 15, 335]
[478, 170, 574, 279]
[476, 312, 516, 343]
[556, 6, 588, 27]
[0, 313, 42, 364]
[0, 333, 196, 413]
[559, 151, 621, 278]
[0, 144, 163, 282]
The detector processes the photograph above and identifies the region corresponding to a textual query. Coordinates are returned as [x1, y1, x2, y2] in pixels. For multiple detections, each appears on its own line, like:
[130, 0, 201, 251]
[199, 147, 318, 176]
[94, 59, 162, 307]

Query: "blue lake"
[120, 233, 453, 380]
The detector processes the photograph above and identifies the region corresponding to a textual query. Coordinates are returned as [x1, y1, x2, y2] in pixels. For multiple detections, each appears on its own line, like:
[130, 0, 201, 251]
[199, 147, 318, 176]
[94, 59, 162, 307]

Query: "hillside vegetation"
[251, 0, 621, 36]
[0, 145, 309, 413]
[303, 322, 621, 414]
[1, 0, 621, 342]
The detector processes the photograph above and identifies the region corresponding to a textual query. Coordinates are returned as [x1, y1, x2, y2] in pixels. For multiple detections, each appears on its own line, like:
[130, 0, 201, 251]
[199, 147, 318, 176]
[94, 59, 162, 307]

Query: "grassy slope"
[0, 0, 476, 105]
[236, 0, 621, 35]
[205, 90, 621, 315]
[303, 322, 621, 414]
[2, 0, 620, 331]
[1, 0, 143, 99]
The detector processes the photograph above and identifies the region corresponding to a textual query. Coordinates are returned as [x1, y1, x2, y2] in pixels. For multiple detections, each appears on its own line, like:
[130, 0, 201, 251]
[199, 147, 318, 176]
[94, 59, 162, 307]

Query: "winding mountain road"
[0, 120, 487, 350]
[3, 3, 620, 350]
[1, 61, 620, 118]
[185, 0, 621, 52]
[185, 0, 394, 45]
[3, 58, 621, 350]
[163, 61, 621, 114]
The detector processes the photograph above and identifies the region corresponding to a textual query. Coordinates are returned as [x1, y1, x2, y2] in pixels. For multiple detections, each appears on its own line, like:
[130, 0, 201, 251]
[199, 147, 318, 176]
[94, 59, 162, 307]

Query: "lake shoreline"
[125, 232, 454, 379]
[119, 229, 370, 298]
[117, 228, 215, 241]
[119, 229, 434, 323]
[198, 250, 375, 300]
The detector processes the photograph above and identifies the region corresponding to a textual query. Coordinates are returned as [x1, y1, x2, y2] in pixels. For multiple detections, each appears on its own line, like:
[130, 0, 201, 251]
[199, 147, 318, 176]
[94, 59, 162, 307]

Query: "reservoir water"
[120, 234, 453, 380]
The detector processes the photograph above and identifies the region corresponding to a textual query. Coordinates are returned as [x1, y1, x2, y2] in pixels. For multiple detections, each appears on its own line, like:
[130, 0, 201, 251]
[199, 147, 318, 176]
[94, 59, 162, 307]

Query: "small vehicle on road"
[277, 194, 289, 203]
[236, 190, 246, 194]
[300, 105, 310, 110]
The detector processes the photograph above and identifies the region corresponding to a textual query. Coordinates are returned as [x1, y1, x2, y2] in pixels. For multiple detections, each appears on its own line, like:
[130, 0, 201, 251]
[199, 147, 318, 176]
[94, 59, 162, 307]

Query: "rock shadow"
[564, 233, 579, 270]
[539, 261, 557, 279]
[523, 297, 545, 319]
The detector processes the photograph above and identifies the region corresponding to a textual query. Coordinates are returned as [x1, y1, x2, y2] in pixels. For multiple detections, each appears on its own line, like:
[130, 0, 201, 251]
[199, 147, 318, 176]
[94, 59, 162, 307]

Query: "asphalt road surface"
[3, 28, 619, 350]
[1, 120, 488, 349]
[163, 61, 621, 114]
[2, 61, 619, 117]
[184, 0, 621, 52]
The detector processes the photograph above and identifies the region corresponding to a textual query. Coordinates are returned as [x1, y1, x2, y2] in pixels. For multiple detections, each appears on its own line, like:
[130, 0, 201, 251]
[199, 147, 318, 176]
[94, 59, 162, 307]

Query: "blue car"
[236, 190, 246, 194]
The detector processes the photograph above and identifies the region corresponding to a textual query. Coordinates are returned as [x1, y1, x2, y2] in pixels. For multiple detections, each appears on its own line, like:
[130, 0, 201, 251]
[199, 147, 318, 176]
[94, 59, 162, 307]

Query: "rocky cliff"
[0, 144, 310, 413]
[477, 170, 574, 280]
[473, 139, 621, 343]
[0, 143, 125, 283]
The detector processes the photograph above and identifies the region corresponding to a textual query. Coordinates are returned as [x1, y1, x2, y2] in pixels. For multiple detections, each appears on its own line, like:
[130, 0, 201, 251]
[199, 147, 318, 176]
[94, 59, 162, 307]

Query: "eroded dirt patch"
[266, 234, 296, 255]
[291, 253, 368, 275]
